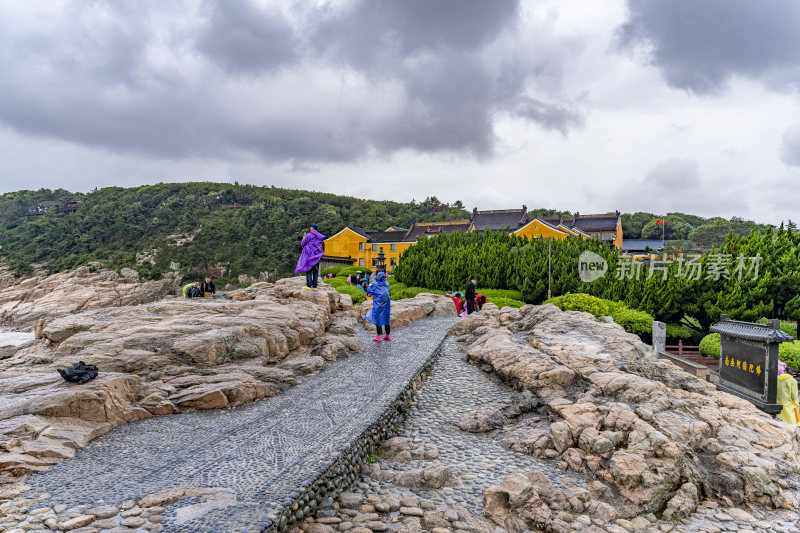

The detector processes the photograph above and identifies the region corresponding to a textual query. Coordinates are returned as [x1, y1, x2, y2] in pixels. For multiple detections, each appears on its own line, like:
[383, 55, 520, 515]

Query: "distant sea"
[0, 328, 35, 346]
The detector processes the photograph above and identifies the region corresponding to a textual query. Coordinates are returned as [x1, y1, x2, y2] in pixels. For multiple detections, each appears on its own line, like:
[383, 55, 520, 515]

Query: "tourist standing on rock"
[366, 272, 391, 342]
[295, 223, 325, 290]
[465, 278, 477, 314]
[200, 277, 216, 297]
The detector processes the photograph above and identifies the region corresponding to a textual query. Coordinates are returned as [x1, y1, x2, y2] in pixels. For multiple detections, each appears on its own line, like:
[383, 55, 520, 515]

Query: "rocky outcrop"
[359, 293, 457, 329]
[454, 304, 800, 528]
[0, 277, 363, 487]
[0, 266, 182, 330]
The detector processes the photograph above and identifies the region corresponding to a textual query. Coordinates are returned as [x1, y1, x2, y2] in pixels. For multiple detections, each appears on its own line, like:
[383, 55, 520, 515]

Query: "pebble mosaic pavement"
[22, 317, 458, 533]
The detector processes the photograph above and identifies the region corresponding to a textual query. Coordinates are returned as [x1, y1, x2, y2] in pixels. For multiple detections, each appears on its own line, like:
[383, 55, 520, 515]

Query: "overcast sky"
[1, 0, 799, 224]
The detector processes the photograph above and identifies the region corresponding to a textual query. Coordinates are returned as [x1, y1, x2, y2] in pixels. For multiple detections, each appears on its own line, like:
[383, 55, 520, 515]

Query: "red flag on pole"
[655, 218, 664, 225]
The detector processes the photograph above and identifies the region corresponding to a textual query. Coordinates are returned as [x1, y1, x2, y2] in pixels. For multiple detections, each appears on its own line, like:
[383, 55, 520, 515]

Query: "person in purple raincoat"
[295, 223, 325, 290]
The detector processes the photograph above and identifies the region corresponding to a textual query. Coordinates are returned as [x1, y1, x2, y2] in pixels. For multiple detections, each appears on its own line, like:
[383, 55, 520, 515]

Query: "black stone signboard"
[710, 315, 793, 414]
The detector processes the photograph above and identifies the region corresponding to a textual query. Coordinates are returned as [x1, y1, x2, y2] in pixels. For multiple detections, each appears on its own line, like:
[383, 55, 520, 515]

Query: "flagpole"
[662, 215, 665, 245]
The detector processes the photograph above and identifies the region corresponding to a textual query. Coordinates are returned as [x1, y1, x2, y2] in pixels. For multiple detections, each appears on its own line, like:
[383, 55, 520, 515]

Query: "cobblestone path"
[22, 317, 457, 533]
[359, 337, 586, 514]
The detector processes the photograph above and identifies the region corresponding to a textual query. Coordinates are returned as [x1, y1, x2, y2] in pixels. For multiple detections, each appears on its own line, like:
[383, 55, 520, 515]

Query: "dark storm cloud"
[618, 0, 800, 93]
[308, 0, 585, 157]
[781, 125, 800, 167]
[514, 97, 585, 135]
[195, 1, 298, 75]
[0, 0, 585, 165]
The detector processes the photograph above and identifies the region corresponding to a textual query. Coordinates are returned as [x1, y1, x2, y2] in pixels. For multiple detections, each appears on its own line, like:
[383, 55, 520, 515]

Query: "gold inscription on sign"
[721, 354, 761, 376]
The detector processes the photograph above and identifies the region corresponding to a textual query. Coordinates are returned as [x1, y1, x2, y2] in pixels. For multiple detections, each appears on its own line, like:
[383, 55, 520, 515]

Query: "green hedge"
[480, 288, 524, 301]
[779, 341, 800, 370]
[488, 297, 525, 309]
[545, 293, 616, 318]
[545, 293, 653, 336]
[321, 266, 345, 277]
[700, 332, 800, 367]
[336, 266, 372, 277]
[335, 285, 366, 305]
[698, 333, 721, 358]
[324, 277, 349, 289]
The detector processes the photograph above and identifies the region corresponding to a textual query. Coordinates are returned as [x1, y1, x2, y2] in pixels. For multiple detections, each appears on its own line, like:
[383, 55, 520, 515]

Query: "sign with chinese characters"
[711, 315, 792, 415]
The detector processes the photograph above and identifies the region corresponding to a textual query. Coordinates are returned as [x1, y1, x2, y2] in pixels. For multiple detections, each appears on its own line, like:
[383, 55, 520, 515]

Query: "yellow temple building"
[323, 206, 622, 270]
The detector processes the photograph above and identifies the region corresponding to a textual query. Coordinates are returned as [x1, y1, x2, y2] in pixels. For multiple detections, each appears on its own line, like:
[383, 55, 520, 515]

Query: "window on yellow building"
[359, 242, 364, 251]
[391, 244, 396, 251]
[390, 258, 396, 266]
[372, 244, 377, 252]
[372, 258, 377, 267]
[359, 258, 364, 266]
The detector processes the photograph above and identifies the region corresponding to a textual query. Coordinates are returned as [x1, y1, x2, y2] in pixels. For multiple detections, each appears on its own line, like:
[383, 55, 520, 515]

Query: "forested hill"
[0, 182, 780, 284]
[0, 183, 468, 281]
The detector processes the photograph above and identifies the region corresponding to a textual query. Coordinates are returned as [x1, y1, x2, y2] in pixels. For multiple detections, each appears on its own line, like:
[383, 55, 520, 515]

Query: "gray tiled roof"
[541, 213, 619, 233]
[367, 231, 408, 243]
[621, 239, 665, 252]
[403, 222, 470, 242]
[470, 209, 528, 232]
[346, 226, 379, 237]
[711, 319, 794, 343]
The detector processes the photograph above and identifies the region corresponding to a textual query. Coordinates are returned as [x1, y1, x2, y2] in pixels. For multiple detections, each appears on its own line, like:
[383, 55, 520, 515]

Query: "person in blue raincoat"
[366, 272, 391, 342]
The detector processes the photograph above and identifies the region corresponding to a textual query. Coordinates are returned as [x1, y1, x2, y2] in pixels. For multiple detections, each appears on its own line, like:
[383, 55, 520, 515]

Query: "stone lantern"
[376, 247, 386, 274]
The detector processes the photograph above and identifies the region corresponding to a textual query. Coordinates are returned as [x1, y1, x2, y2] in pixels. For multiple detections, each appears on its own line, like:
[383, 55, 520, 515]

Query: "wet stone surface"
[355, 336, 586, 513]
[17, 317, 457, 533]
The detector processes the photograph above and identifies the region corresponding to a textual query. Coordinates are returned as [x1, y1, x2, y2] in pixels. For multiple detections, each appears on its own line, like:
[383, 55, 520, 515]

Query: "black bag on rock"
[57, 361, 99, 384]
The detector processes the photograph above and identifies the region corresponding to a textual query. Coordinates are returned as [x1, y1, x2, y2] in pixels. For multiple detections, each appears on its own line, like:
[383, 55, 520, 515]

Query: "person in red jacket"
[475, 294, 487, 311]
[448, 291, 463, 314]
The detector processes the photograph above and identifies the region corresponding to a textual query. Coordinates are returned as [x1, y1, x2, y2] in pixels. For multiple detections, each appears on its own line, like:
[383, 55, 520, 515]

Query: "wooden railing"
[666, 340, 720, 367]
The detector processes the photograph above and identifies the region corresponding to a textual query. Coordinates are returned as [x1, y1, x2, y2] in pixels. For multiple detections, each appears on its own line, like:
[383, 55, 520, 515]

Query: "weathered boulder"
[0, 277, 363, 487]
[456, 303, 800, 524]
[0, 267, 182, 330]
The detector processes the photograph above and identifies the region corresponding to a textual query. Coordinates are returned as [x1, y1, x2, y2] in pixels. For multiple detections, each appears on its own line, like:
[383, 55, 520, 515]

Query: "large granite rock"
[359, 293, 457, 329]
[0, 276, 364, 487]
[0, 266, 182, 330]
[455, 304, 800, 527]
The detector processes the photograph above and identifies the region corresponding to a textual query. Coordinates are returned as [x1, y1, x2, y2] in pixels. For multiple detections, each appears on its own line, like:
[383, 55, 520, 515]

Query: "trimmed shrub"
[335, 285, 366, 305]
[480, 288, 524, 301]
[699, 333, 721, 358]
[780, 341, 800, 370]
[611, 307, 653, 335]
[545, 293, 653, 336]
[324, 277, 349, 289]
[321, 266, 345, 277]
[337, 266, 372, 277]
[545, 293, 613, 318]
[488, 297, 525, 309]
[402, 286, 447, 298]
